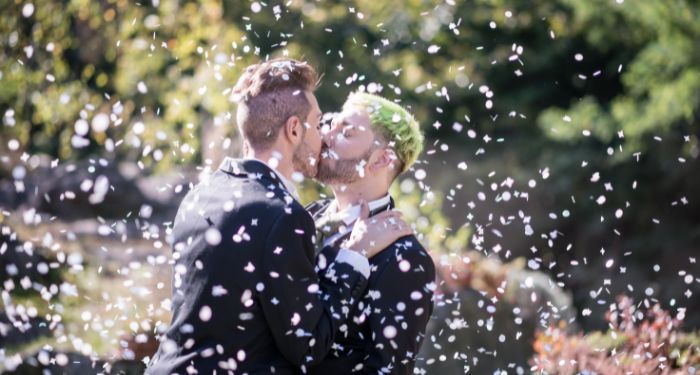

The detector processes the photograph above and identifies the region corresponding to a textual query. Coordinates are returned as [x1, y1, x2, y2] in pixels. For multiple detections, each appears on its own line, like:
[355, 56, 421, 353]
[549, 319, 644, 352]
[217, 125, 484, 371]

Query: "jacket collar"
[218, 157, 296, 197]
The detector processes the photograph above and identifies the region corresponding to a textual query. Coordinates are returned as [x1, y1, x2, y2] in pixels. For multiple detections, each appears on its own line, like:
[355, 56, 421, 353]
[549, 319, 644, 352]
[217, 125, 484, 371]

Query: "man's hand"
[343, 200, 412, 258]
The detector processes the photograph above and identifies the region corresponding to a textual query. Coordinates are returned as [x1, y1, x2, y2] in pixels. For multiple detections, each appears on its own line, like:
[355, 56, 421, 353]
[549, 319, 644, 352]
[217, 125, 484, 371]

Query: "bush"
[530, 295, 700, 374]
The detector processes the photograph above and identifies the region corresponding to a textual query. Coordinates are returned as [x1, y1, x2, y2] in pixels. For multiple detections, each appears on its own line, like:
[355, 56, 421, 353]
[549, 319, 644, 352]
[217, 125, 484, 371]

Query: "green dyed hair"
[343, 92, 423, 174]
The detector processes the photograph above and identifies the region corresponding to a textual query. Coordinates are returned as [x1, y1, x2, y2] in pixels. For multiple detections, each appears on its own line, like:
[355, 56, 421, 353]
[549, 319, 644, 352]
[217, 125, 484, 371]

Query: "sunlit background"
[1, 0, 699, 373]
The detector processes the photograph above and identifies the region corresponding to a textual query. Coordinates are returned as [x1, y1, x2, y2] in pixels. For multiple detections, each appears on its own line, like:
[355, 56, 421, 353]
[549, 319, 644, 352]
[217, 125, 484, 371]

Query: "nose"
[322, 129, 334, 148]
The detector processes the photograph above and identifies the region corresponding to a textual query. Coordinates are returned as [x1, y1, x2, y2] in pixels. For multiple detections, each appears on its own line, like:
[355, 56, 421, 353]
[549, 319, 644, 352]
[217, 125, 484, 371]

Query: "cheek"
[332, 142, 358, 158]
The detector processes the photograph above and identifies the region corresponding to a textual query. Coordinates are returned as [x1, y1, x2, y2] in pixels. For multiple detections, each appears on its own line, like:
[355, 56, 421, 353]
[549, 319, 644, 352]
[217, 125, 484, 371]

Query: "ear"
[370, 148, 396, 171]
[283, 115, 302, 145]
[242, 140, 250, 157]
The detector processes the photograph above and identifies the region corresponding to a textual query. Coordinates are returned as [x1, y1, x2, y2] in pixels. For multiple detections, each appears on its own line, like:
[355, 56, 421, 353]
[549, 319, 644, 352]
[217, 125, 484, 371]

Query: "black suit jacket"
[146, 158, 369, 375]
[306, 198, 436, 375]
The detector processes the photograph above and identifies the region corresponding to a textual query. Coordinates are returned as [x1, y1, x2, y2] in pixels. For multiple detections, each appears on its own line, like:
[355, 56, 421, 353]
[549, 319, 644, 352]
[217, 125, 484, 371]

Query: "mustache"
[319, 145, 338, 161]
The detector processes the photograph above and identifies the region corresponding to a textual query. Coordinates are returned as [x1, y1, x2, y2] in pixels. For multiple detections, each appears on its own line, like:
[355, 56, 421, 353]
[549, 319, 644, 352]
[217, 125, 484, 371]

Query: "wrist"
[343, 239, 367, 255]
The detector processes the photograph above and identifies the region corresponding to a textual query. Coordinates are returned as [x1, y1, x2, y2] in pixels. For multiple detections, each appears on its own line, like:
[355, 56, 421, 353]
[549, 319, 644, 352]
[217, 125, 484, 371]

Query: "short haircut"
[343, 92, 423, 175]
[231, 58, 319, 151]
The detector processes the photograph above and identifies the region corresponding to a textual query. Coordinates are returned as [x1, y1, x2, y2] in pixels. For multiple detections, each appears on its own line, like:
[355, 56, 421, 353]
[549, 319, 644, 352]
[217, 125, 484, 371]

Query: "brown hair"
[231, 58, 319, 151]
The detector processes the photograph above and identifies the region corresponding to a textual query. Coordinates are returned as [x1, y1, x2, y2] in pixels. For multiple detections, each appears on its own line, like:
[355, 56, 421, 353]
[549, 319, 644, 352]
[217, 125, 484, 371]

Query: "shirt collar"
[327, 193, 392, 225]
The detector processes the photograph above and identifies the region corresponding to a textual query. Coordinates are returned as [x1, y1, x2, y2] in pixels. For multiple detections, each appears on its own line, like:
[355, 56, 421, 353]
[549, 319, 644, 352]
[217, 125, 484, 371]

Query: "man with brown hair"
[145, 58, 411, 374]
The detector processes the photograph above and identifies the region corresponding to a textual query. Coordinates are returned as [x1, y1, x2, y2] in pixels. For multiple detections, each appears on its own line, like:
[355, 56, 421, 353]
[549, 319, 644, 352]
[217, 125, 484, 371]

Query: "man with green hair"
[307, 91, 436, 374]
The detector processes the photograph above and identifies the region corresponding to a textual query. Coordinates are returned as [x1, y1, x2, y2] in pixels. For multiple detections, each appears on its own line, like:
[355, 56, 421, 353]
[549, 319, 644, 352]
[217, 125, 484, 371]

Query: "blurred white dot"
[527, 259, 540, 270]
[75, 119, 89, 136]
[37, 263, 49, 274]
[22, 3, 34, 17]
[383, 325, 397, 339]
[223, 200, 235, 212]
[291, 171, 304, 183]
[133, 121, 145, 135]
[199, 306, 212, 321]
[241, 289, 253, 307]
[251, 2, 262, 13]
[684, 275, 694, 284]
[414, 169, 426, 180]
[645, 287, 653, 296]
[56, 353, 69, 366]
[574, 53, 583, 61]
[205, 228, 222, 245]
[137, 81, 148, 94]
[91, 113, 110, 133]
[307, 283, 319, 293]
[81, 311, 92, 321]
[8, 139, 20, 151]
[399, 260, 410, 272]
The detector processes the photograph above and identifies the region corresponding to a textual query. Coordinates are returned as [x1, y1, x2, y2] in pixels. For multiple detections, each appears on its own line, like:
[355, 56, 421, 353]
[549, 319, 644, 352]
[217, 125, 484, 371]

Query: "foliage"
[531, 295, 700, 374]
[2, 0, 699, 336]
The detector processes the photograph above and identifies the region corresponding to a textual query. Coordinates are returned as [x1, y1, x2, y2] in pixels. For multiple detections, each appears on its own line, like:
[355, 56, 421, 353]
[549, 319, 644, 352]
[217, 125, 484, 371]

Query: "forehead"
[336, 107, 371, 128]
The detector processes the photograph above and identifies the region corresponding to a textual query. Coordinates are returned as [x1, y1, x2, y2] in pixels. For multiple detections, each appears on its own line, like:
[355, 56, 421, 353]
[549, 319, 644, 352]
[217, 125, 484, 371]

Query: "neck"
[245, 148, 295, 182]
[331, 177, 389, 211]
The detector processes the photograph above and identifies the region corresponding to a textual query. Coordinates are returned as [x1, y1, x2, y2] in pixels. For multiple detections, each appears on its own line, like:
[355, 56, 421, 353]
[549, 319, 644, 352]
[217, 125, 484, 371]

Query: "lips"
[320, 147, 339, 161]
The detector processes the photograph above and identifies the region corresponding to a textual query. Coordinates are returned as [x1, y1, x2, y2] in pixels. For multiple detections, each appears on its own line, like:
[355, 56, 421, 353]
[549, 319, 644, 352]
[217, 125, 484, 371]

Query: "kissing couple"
[146, 58, 435, 375]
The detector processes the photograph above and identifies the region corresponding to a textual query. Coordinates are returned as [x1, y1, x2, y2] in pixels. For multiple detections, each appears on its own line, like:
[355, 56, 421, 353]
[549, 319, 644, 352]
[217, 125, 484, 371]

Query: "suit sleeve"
[360, 245, 436, 375]
[258, 208, 369, 368]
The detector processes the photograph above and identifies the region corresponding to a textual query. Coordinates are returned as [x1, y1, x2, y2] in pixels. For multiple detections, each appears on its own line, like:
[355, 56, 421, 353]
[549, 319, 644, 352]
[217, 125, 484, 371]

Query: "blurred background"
[1, 0, 699, 373]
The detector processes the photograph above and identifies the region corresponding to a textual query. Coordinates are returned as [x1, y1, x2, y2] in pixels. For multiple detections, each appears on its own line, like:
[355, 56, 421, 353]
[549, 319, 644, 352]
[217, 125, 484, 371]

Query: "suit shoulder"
[377, 235, 435, 274]
[265, 198, 313, 227]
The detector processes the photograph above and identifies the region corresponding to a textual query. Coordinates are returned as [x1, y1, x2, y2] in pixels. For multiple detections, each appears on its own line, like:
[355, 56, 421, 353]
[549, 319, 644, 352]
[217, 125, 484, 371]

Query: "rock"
[417, 252, 578, 373]
[416, 289, 534, 374]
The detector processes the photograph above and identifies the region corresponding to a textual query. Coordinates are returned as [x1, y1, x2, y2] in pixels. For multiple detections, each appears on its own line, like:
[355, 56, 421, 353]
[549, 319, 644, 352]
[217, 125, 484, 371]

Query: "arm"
[258, 208, 368, 367]
[360, 243, 436, 374]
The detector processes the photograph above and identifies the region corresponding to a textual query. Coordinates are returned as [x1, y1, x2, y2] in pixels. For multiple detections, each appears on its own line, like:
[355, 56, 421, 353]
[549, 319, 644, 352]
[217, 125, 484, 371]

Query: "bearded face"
[291, 91, 323, 179]
[292, 138, 320, 178]
[316, 143, 375, 185]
